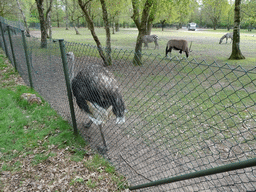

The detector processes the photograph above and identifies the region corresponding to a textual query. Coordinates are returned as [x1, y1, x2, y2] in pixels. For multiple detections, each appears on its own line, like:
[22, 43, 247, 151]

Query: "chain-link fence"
[1, 17, 256, 191]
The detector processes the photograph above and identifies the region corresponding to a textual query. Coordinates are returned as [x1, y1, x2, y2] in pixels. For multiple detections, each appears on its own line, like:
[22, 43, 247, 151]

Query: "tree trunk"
[78, 0, 107, 66]
[65, 0, 69, 30]
[16, 0, 30, 36]
[100, 0, 112, 66]
[112, 22, 115, 34]
[56, 5, 60, 28]
[115, 22, 119, 32]
[146, 22, 152, 35]
[131, 0, 153, 65]
[36, 0, 47, 48]
[74, 26, 81, 35]
[48, 11, 52, 39]
[133, 32, 144, 65]
[229, 0, 245, 60]
[161, 20, 166, 31]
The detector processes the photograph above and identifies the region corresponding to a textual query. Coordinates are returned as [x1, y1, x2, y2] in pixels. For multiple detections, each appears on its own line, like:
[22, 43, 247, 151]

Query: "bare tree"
[229, 0, 245, 60]
[99, 0, 111, 65]
[69, 0, 83, 35]
[78, 0, 108, 66]
[65, 0, 69, 30]
[16, 0, 30, 36]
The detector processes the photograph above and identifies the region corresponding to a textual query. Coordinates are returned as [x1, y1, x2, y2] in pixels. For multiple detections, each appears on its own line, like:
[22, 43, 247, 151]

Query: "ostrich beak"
[116, 116, 125, 124]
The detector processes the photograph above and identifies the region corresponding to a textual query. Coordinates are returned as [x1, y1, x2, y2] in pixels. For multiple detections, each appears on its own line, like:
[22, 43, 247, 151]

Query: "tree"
[68, 0, 84, 35]
[202, 0, 229, 30]
[35, 0, 53, 48]
[16, 0, 30, 36]
[106, 0, 128, 34]
[78, 0, 111, 66]
[131, 0, 154, 65]
[0, 0, 18, 20]
[154, 0, 176, 31]
[229, 0, 245, 60]
[100, 0, 112, 65]
[241, 0, 256, 31]
[64, 0, 69, 30]
[175, 0, 193, 30]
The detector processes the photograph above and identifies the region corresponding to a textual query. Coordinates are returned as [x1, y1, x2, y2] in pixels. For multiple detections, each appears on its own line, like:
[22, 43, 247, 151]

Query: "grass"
[0, 85, 84, 156]
[121, 59, 256, 156]
[51, 26, 256, 158]
[0, 50, 128, 191]
[50, 27, 256, 68]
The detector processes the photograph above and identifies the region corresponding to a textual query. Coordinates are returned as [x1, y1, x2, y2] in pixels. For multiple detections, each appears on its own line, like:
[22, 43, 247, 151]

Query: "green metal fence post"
[21, 30, 33, 89]
[129, 158, 256, 190]
[58, 39, 78, 135]
[7, 26, 17, 71]
[0, 21, 10, 59]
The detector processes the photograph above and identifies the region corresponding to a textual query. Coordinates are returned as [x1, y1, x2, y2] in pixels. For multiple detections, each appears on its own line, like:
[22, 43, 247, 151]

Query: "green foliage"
[70, 177, 85, 185]
[201, 0, 230, 29]
[241, 0, 256, 29]
[86, 179, 98, 188]
[84, 154, 115, 174]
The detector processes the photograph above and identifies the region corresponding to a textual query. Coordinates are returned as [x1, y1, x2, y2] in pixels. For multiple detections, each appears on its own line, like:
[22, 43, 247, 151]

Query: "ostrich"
[66, 52, 126, 152]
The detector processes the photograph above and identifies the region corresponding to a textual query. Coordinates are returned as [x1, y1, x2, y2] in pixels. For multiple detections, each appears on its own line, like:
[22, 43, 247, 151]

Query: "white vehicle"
[188, 23, 196, 31]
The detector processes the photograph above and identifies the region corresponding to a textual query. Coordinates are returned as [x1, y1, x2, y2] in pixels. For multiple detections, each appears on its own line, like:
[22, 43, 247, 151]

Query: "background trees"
[201, 0, 229, 30]
[5, 0, 256, 31]
[2, 0, 256, 61]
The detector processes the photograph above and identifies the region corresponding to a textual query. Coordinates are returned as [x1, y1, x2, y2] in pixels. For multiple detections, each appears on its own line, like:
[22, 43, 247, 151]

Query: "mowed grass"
[124, 62, 256, 155]
[51, 27, 256, 68]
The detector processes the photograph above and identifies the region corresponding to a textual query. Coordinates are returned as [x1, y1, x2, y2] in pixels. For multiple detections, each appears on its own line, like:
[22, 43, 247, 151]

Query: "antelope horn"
[189, 41, 193, 52]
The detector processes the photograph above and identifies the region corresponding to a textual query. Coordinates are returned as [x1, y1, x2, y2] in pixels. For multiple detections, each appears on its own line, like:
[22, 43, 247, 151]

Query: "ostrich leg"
[99, 124, 107, 150]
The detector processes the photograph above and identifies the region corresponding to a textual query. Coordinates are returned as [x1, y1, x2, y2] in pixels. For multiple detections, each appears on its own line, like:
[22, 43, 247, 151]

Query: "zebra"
[142, 35, 159, 49]
[219, 33, 233, 44]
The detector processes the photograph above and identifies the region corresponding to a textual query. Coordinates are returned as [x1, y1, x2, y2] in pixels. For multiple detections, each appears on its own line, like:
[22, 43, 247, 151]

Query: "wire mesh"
[1, 17, 256, 191]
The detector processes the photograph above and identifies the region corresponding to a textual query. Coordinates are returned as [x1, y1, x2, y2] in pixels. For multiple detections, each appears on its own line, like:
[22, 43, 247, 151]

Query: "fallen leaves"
[1, 145, 128, 191]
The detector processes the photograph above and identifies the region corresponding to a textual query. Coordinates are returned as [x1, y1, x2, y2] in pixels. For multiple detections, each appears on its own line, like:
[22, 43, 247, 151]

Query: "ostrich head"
[111, 94, 126, 124]
[66, 52, 75, 80]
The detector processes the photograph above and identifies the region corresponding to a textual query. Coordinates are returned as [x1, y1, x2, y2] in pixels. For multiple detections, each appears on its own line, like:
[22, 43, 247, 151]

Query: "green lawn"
[50, 27, 256, 68]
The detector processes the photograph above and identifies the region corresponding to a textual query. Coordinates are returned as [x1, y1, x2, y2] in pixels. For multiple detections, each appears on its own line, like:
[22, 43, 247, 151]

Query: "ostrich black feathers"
[71, 64, 126, 124]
